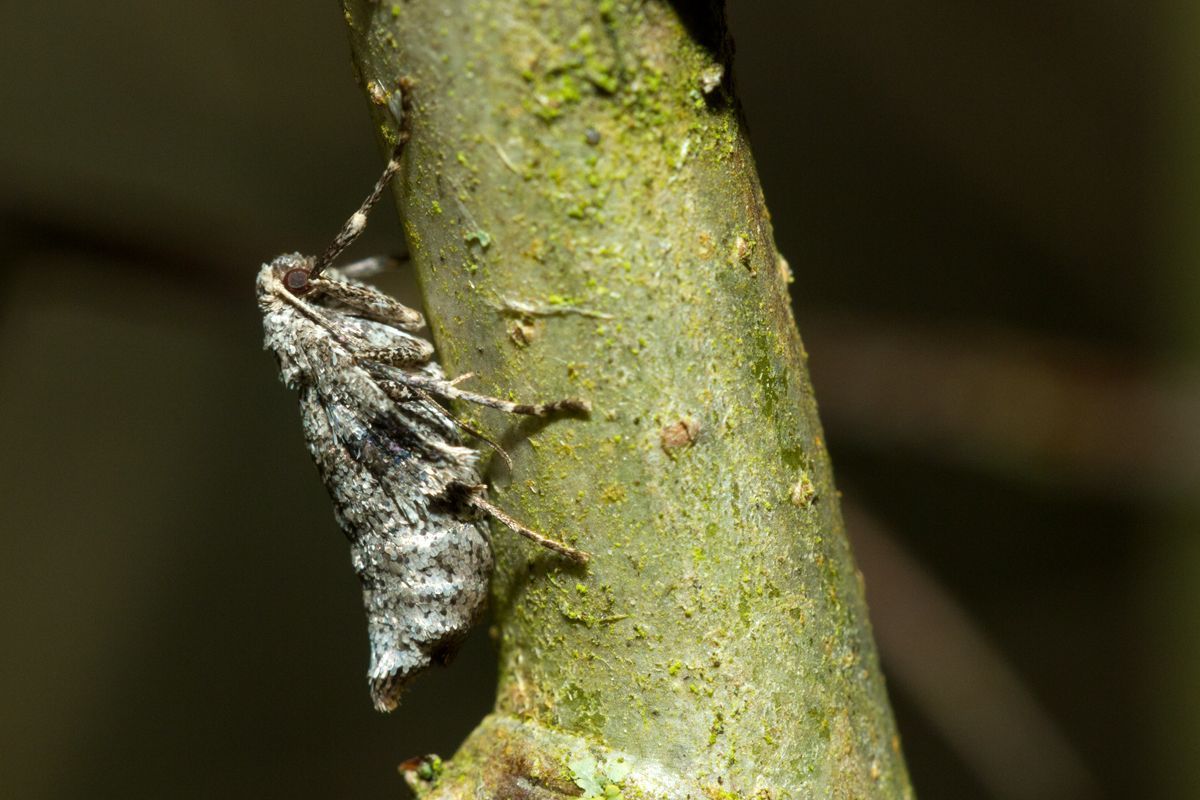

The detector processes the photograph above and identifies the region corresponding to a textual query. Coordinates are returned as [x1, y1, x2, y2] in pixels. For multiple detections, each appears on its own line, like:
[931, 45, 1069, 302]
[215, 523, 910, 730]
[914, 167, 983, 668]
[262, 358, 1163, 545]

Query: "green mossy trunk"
[342, 2, 914, 797]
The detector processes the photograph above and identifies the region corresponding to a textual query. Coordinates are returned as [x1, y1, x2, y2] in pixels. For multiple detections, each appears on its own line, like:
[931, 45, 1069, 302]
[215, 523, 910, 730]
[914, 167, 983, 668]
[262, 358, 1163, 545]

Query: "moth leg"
[449, 372, 475, 386]
[358, 337, 435, 367]
[309, 277, 426, 331]
[337, 254, 407, 280]
[415, 379, 590, 418]
[464, 487, 589, 564]
[377, 379, 514, 468]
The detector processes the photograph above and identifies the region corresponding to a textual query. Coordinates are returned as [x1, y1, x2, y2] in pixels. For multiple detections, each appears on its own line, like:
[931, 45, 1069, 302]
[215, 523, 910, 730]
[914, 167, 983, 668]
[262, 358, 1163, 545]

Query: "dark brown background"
[1, 2, 1194, 798]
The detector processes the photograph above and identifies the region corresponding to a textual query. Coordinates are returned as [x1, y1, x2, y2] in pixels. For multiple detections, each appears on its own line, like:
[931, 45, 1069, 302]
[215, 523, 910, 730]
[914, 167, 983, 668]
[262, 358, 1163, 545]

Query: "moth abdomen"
[360, 514, 492, 712]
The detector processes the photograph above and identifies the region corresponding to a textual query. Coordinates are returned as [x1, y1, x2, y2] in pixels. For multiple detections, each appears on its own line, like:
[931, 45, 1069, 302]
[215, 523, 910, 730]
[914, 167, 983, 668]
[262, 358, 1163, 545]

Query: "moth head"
[265, 252, 318, 297]
[256, 253, 318, 388]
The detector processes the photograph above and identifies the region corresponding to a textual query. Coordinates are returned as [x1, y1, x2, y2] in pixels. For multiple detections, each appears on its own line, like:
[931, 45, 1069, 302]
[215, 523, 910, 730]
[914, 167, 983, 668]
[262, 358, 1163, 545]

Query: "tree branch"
[343, 1, 913, 797]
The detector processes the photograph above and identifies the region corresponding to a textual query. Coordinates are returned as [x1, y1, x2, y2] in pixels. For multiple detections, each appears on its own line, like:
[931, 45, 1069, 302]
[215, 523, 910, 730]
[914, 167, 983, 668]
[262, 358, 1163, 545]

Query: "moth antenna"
[310, 133, 409, 281]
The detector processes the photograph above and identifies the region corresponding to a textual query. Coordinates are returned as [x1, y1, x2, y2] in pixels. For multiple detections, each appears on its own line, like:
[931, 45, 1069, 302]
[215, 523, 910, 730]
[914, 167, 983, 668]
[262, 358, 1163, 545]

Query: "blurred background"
[1, 1, 1194, 798]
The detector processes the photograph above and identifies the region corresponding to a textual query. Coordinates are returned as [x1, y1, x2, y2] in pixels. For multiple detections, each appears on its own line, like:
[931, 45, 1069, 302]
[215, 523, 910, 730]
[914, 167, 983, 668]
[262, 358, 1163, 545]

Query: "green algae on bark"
[342, 1, 914, 797]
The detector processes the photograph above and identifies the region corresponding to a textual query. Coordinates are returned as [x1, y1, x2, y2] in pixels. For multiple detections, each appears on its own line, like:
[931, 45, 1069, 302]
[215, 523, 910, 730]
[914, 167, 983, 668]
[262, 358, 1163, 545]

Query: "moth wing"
[296, 373, 492, 712]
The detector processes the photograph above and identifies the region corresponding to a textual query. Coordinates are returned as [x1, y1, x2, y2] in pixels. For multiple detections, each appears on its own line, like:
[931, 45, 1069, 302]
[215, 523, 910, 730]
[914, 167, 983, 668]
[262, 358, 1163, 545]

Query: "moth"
[257, 123, 588, 712]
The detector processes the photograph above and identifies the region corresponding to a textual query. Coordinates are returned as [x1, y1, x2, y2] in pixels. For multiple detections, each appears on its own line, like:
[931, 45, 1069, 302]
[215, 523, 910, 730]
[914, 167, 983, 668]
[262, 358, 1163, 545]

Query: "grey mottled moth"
[257, 117, 588, 712]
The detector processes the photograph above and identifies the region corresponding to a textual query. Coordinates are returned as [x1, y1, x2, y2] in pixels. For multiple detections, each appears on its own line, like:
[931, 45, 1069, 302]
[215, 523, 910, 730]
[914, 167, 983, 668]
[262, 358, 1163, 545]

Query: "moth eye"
[283, 267, 311, 294]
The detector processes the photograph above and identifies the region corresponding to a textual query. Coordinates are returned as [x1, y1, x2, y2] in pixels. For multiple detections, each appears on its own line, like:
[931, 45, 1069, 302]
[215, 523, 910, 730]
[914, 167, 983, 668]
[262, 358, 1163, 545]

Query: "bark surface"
[342, 2, 914, 797]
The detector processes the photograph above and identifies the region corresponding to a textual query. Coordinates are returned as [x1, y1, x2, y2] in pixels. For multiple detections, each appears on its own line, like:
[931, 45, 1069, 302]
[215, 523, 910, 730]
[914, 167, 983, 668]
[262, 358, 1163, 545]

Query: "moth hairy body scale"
[257, 116, 588, 712]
